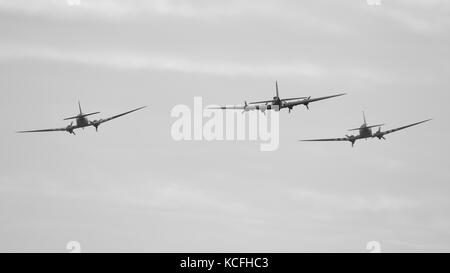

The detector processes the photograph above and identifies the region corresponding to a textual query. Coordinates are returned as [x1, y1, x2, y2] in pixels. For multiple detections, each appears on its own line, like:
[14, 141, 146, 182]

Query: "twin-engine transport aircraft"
[17, 102, 146, 135]
[209, 81, 346, 114]
[301, 112, 431, 147]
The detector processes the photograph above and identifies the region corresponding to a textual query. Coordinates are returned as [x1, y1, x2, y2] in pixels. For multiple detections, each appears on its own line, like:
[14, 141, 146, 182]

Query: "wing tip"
[129, 105, 147, 113]
[414, 118, 433, 125]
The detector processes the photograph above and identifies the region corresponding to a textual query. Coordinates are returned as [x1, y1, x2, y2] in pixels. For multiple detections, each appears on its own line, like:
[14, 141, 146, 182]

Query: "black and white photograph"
[0, 0, 449, 260]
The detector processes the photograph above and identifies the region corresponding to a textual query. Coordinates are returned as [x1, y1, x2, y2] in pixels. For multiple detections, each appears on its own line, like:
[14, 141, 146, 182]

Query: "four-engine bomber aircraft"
[301, 112, 431, 147]
[209, 81, 346, 114]
[17, 102, 146, 135]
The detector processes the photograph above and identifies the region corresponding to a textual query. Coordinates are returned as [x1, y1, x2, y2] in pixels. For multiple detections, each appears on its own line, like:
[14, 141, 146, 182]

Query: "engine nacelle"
[91, 120, 101, 131]
[66, 122, 76, 135]
[374, 127, 385, 140]
[346, 135, 356, 147]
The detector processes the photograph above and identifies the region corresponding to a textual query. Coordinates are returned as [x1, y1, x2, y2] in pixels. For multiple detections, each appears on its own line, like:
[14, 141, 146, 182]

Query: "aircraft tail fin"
[275, 81, 279, 98]
[363, 111, 367, 125]
[63, 101, 100, 120]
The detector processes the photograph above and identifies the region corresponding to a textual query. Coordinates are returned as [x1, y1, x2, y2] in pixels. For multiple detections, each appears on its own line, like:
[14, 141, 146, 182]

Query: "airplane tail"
[362, 111, 367, 125]
[275, 81, 279, 98]
[64, 101, 100, 120]
[78, 101, 83, 115]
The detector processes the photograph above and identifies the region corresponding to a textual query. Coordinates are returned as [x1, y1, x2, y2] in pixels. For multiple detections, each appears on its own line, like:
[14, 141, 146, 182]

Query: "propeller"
[66, 122, 76, 135]
[346, 135, 356, 147]
[304, 96, 311, 110]
[241, 101, 249, 114]
[374, 127, 386, 140]
[91, 120, 102, 132]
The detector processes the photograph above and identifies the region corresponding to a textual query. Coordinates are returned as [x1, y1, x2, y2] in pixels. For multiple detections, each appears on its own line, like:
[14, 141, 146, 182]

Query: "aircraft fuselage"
[359, 125, 372, 138]
[76, 116, 91, 128]
[254, 104, 280, 111]
[267, 97, 282, 111]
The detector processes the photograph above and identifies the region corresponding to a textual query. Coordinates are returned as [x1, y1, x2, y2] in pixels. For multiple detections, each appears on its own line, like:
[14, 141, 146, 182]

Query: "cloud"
[0, 0, 279, 19]
[0, 0, 350, 34]
[385, 158, 406, 170]
[0, 45, 323, 77]
[288, 188, 417, 212]
[383, 239, 449, 251]
[124, 183, 249, 214]
[375, 0, 450, 34]
[0, 177, 248, 215]
[383, 9, 440, 33]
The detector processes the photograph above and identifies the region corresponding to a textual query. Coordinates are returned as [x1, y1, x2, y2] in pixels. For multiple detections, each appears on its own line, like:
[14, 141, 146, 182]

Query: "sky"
[0, 0, 449, 252]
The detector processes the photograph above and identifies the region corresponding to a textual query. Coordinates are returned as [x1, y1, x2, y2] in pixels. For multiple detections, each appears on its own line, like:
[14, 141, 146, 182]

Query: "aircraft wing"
[301, 137, 350, 142]
[284, 93, 346, 108]
[305, 93, 347, 104]
[91, 106, 147, 127]
[208, 104, 262, 111]
[17, 123, 79, 134]
[249, 97, 307, 104]
[208, 105, 248, 110]
[248, 100, 275, 105]
[282, 97, 308, 101]
[373, 119, 432, 138]
[301, 134, 364, 146]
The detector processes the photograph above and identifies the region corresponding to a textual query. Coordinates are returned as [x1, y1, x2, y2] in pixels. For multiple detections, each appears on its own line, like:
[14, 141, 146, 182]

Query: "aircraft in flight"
[17, 102, 146, 135]
[209, 81, 346, 114]
[300, 112, 431, 147]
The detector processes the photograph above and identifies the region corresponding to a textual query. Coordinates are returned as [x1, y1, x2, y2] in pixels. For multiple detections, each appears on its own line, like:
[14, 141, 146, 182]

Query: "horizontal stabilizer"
[348, 124, 385, 131]
[282, 97, 308, 101]
[249, 99, 276, 105]
[64, 112, 100, 120]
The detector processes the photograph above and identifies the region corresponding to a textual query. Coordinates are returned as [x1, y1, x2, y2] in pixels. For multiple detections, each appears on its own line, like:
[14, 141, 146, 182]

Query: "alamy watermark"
[66, 241, 81, 253]
[366, 241, 382, 253]
[171, 97, 280, 151]
[366, 0, 381, 6]
[67, 0, 81, 6]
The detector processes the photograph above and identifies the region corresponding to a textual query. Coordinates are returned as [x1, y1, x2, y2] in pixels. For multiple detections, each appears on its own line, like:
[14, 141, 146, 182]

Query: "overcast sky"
[0, 0, 449, 252]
